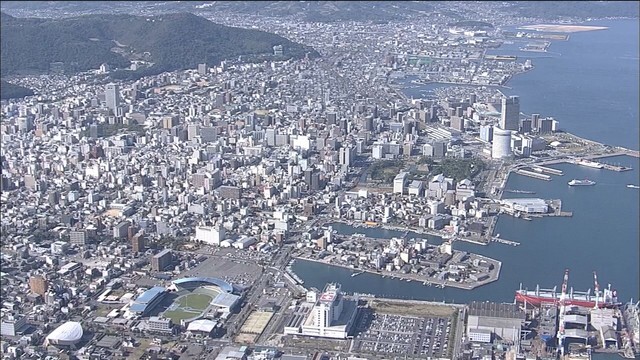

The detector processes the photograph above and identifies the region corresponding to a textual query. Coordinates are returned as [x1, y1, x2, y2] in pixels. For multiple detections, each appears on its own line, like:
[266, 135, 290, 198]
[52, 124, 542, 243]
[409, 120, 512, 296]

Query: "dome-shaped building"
[45, 321, 83, 347]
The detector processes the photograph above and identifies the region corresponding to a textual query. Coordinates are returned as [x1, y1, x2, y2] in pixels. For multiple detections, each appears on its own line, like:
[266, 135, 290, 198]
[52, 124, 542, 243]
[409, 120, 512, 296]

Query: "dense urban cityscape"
[0, 2, 639, 360]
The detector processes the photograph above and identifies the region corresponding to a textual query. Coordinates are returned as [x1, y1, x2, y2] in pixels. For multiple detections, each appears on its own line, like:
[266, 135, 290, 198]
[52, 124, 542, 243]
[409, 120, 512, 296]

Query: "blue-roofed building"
[129, 286, 167, 316]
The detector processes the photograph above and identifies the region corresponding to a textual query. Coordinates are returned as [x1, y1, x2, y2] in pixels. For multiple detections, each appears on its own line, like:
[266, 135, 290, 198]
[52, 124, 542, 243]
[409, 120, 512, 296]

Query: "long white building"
[285, 283, 358, 339]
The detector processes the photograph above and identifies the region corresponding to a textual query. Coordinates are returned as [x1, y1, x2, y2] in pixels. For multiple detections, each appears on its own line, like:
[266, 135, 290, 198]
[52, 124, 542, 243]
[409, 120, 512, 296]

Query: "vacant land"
[369, 300, 457, 317]
[518, 24, 608, 33]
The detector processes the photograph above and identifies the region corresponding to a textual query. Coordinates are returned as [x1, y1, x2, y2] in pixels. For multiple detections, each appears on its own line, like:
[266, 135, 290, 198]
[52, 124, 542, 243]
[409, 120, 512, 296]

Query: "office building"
[451, 116, 464, 131]
[423, 141, 446, 159]
[195, 225, 226, 245]
[393, 172, 408, 194]
[69, 230, 89, 246]
[105, 84, 120, 115]
[492, 127, 512, 159]
[151, 249, 172, 271]
[339, 145, 354, 168]
[480, 124, 493, 142]
[1, 314, 28, 337]
[147, 317, 173, 333]
[500, 96, 520, 131]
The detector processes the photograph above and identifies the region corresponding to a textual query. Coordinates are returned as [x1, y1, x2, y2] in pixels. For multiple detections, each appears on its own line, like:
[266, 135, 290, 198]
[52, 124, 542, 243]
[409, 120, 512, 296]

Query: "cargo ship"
[516, 280, 620, 308]
[568, 179, 596, 186]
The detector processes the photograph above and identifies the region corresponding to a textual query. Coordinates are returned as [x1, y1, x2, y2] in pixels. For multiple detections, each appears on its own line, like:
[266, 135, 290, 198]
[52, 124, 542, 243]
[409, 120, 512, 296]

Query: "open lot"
[239, 311, 274, 335]
[369, 300, 457, 317]
[352, 307, 457, 359]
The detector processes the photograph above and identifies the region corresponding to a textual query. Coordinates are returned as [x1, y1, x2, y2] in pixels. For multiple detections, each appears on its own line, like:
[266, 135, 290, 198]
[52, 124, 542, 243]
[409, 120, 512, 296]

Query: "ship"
[627, 184, 640, 189]
[568, 179, 596, 186]
[576, 159, 604, 169]
[515, 270, 621, 308]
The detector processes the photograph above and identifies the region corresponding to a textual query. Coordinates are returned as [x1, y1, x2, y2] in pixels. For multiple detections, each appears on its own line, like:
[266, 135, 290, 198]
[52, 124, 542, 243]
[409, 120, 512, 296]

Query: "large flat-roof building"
[467, 301, 526, 343]
[500, 198, 548, 214]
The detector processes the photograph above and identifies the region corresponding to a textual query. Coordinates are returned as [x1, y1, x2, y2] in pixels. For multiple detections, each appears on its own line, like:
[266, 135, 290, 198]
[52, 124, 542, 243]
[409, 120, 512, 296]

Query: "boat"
[576, 159, 604, 169]
[568, 179, 596, 186]
[351, 271, 365, 277]
[515, 271, 621, 309]
[627, 184, 640, 189]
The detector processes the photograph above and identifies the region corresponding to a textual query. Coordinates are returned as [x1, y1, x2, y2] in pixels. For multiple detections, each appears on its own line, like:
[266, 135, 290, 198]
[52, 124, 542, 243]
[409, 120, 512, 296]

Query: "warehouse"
[466, 301, 526, 343]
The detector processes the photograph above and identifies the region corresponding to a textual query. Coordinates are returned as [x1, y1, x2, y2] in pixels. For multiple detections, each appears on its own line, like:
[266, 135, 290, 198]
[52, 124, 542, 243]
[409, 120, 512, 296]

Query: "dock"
[516, 169, 552, 181]
[491, 238, 520, 246]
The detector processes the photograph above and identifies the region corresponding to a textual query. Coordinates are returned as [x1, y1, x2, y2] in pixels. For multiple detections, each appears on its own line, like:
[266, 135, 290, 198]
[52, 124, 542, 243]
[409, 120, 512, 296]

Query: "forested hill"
[0, 12, 318, 77]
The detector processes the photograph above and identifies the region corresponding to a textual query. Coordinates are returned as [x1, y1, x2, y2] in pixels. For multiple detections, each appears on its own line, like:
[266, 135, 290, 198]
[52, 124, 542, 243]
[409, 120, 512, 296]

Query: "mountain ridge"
[0, 11, 318, 77]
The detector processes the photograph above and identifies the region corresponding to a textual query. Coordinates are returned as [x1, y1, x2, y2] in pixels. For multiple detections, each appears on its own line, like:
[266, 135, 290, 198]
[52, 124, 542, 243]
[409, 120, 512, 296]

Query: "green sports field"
[162, 293, 214, 323]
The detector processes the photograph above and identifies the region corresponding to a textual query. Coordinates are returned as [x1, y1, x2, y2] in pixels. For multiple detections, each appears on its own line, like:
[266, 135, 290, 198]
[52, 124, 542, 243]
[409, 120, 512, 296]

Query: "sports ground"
[162, 287, 220, 323]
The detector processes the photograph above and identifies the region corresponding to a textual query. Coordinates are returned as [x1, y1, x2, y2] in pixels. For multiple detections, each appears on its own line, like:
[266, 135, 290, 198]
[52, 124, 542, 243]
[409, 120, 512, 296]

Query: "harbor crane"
[558, 268, 570, 356]
[593, 271, 600, 309]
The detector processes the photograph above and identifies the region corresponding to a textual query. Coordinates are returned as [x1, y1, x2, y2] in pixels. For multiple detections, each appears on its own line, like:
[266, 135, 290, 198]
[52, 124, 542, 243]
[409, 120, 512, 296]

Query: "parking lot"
[352, 309, 454, 358]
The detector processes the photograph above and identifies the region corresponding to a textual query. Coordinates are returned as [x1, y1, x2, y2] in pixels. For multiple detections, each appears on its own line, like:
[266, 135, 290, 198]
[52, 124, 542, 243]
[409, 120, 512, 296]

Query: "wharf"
[531, 165, 564, 176]
[515, 169, 552, 181]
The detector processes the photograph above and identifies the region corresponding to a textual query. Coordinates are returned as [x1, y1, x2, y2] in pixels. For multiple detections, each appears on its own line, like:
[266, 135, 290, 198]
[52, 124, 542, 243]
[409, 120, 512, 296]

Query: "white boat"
[627, 184, 640, 189]
[568, 179, 596, 186]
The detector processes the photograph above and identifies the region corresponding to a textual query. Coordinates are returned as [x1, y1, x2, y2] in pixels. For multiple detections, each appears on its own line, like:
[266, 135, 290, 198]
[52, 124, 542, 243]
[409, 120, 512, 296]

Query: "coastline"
[293, 254, 501, 291]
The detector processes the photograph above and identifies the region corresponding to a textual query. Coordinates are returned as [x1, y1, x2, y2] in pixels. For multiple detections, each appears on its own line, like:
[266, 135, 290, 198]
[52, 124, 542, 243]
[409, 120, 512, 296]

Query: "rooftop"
[468, 301, 526, 319]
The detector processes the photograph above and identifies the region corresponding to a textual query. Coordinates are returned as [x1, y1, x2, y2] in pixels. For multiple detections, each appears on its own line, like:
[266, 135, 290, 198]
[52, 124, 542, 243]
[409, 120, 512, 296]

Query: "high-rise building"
[339, 145, 354, 168]
[29, 275, 48, 296]
[480, 125, 493, 142]
[539, 117, 554, 133]
[500, 96, 520, 131]
[197, 63, 207, 75]
[151, 249, 172, 271]
[451, 116, 465, 132]
[132, 235, 145, 253]
[105, 84, 120, 115]
[519, 119, 532, 134]
[531, 114, 540, 130]
[393, 172, 408, 194]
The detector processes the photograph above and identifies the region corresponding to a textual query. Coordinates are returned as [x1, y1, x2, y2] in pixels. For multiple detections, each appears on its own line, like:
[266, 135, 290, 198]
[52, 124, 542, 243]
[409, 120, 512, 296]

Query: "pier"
[491, 237, 521, 246]
[516, 169, 552, 181]
[531, 165, 564, 176]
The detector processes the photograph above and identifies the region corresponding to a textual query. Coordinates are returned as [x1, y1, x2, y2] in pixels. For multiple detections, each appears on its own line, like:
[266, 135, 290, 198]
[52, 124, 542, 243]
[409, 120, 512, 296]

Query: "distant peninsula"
[0, 11, 318, 78]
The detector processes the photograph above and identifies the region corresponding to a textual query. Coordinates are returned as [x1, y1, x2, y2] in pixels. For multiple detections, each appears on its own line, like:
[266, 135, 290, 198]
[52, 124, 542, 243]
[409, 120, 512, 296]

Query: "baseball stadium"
[161, 277, 239, 325]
